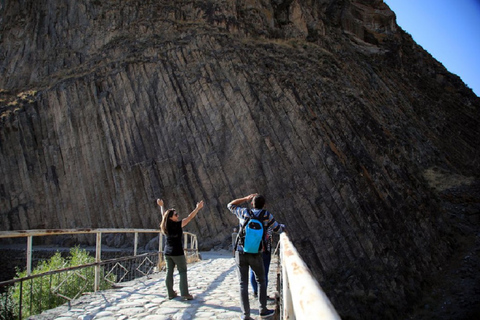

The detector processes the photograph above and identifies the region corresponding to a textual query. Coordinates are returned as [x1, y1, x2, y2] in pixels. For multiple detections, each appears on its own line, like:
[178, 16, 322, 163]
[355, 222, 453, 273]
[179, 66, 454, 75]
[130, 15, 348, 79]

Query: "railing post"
[195, 235, 198, 259]
[191, 234, 198, 259]
[26, 235, 33, 276]
[134, 232, 138, 256]
[94, 232, 102, 292]
[184, 233, 188, 251]
[158, 231, 163, 269]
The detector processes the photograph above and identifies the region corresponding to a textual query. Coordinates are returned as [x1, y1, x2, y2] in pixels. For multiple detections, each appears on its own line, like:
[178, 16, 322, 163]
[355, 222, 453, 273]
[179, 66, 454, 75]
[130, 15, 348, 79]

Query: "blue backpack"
[236, 210, 266, 253]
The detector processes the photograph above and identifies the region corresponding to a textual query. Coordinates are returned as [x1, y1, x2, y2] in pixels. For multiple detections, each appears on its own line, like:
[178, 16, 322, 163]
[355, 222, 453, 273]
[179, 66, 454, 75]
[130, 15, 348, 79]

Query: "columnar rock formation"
[1, 0, 479, 318]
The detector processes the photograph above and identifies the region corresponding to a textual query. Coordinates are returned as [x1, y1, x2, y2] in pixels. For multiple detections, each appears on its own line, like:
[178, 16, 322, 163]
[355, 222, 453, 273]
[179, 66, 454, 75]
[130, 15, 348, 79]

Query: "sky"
[383, 0, 480, 97]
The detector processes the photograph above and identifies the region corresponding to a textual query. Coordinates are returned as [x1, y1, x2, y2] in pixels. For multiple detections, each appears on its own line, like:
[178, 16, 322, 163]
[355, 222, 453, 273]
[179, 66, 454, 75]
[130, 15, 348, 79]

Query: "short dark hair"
[252, 195, 265, 209]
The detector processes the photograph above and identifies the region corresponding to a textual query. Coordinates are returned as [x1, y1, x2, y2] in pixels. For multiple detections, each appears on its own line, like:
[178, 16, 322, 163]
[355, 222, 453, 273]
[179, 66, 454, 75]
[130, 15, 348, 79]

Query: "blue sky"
[383, 0, 480, 97]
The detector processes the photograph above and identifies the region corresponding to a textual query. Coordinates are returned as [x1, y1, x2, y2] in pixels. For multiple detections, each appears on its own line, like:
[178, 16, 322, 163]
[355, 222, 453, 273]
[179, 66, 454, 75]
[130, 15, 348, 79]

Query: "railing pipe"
[0, 228, 160, 238]
[279, 233, 340, 320]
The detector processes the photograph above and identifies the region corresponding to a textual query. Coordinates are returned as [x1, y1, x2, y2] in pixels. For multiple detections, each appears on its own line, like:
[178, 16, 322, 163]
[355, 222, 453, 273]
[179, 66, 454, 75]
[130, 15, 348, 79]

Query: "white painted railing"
[278, 233, 341, 320]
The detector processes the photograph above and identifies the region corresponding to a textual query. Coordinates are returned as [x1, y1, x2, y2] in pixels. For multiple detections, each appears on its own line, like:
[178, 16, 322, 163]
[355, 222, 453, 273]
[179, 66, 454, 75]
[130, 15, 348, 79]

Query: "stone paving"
[30, 250, 278, 320]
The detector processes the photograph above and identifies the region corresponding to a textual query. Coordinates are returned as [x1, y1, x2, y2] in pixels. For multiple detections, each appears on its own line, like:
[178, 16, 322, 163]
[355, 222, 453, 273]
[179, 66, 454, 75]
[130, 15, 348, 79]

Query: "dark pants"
[235, 251, 268, 318]
[250, 250, 271, 294]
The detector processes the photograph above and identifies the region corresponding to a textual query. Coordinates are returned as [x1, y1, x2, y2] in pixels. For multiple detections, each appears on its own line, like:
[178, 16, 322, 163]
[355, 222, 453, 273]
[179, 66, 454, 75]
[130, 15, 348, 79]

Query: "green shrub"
[0, 290, 15, 320]
[2, 247, 114, 319]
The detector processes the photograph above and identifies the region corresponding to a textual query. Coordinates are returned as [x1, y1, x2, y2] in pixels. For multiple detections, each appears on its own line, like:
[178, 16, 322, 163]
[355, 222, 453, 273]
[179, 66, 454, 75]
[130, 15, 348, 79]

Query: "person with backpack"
[227, 193, 285, 320]
[158, 198, 204, 300]
[250, 226, 273, 298]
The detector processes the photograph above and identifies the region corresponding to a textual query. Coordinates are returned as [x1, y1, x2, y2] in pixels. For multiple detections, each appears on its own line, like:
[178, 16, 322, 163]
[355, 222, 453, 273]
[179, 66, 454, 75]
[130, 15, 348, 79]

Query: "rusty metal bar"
[0, 229, 196, 282]
[279, 233, 340, 320]
[0, 228, 160, 238]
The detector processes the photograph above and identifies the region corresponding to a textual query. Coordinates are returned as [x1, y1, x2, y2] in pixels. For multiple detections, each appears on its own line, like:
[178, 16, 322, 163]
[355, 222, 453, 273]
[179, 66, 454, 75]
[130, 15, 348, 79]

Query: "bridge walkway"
[30, 250, 278, 320]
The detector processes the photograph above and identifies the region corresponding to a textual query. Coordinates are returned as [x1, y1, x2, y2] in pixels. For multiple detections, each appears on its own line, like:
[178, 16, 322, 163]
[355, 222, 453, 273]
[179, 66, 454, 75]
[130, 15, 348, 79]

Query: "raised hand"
[157, 199, 164, 207]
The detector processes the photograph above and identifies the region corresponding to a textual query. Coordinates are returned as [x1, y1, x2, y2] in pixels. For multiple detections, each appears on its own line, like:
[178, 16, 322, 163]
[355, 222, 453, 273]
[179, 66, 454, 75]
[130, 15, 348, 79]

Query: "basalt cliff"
[1, 0, 479, 319]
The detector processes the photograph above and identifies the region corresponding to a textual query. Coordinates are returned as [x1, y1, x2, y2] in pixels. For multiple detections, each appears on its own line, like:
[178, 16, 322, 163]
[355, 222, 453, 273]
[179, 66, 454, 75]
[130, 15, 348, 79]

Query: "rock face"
[1, 0, 479, 318]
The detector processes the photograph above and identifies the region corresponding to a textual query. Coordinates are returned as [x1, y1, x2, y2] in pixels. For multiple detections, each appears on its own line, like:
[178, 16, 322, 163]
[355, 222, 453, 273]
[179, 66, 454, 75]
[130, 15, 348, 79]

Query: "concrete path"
[30, 250, 278, 320]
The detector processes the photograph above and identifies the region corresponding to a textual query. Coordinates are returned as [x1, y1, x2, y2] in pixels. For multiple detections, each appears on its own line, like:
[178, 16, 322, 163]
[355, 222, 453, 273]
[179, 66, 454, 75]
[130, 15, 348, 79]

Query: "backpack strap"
[234, 209, 253, 252]
[259, 209, 268, 251]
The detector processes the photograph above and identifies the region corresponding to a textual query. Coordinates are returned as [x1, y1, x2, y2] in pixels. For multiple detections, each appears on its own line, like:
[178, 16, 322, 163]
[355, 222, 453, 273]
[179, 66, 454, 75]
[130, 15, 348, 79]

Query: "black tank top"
[164, 220, 184, 256]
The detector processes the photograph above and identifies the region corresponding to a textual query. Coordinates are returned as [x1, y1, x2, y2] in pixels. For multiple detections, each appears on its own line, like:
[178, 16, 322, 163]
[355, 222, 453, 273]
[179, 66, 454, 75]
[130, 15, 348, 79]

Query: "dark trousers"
[235, 251, 268, 318]
[250, 250, 271, 294]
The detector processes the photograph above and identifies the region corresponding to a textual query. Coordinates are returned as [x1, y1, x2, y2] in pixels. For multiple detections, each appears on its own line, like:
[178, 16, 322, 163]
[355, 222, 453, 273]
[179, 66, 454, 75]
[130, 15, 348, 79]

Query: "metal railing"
[276, 233, 340, 320]
[0, 228, 198, 319]
[1, 228, 337, 319]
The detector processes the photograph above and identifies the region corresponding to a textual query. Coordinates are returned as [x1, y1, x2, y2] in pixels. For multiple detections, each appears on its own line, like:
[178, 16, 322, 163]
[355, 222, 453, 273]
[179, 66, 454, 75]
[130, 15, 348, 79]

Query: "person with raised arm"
[227, 193, 285, 319]
[157, 198, 204, 300]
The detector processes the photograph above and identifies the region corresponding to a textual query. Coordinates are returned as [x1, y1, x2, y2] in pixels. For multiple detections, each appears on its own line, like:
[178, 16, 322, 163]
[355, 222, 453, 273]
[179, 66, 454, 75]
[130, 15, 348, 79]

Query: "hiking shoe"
[181, 294, 194, 300]
[260, 309, 275, 318]
[168, 291, 177, 300]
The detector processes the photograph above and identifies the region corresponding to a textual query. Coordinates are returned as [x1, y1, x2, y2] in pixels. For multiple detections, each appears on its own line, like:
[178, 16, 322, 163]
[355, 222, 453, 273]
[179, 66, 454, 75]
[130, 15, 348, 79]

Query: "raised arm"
[181, 200, 204, 228]
[156, 199, 165, 217]
[227, 193, 257, 207]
